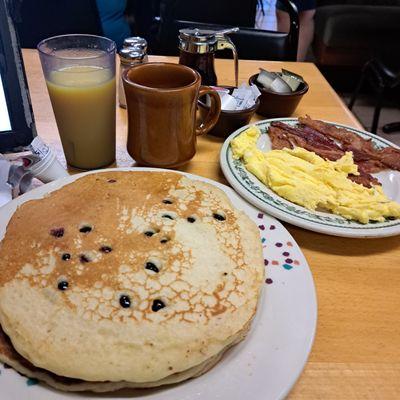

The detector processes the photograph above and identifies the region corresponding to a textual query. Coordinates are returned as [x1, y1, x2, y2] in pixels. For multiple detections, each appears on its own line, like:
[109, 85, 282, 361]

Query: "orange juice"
[46, 66, 116, 169]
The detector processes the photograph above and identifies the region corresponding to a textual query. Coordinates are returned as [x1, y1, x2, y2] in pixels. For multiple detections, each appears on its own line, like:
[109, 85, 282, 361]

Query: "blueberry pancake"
[0, 171, 264, 391]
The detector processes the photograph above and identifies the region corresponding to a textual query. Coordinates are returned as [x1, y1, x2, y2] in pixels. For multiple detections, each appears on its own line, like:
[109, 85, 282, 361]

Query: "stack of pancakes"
[0, 171, 264, 392]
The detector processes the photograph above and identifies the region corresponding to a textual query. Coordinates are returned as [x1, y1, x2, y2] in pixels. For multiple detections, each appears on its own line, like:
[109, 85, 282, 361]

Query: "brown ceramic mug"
[122, 62, 221, 167]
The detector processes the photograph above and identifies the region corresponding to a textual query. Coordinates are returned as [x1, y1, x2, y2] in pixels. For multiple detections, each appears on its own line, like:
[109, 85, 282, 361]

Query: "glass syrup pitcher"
[178, 27, 239, 87]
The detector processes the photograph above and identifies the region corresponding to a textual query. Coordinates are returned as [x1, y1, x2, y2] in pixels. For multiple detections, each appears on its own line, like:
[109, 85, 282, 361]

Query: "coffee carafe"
[178, 27, 239, 87]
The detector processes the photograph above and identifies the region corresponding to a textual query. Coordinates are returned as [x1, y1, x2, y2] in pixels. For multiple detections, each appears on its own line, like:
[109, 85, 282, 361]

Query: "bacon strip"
[378, 147, 400, 170]
[348, 172, 380, 188]
[267, 116, 400, 187]
[357, 160, 386, 174]
[272, 121, 341, 149]
[268, 124, 344, 161]
[298, 116, 400, 172]
[270, 122, 344, 161]
[268, 126, 293, 150]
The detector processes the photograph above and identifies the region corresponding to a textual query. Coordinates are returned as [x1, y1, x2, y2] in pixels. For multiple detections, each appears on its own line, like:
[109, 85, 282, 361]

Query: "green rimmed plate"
[220, 118, 400, 238]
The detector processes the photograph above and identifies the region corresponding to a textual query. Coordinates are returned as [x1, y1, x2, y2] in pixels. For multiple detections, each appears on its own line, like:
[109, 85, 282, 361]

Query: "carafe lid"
[179, 29, 219, 53]
[179, 27, 239, 54]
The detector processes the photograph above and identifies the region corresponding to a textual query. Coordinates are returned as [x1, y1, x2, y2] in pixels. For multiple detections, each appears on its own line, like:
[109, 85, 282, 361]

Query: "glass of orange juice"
[38, 35, 116, 170]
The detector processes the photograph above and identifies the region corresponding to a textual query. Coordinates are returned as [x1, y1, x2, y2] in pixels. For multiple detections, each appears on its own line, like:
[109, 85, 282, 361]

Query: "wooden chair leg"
[348, 73, 365, 110]
[371, 89, 384, 134]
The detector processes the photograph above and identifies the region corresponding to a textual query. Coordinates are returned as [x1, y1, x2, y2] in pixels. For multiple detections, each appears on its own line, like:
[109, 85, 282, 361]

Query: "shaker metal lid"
[118, 48, 145, 62]
[123, 36, 148, 51]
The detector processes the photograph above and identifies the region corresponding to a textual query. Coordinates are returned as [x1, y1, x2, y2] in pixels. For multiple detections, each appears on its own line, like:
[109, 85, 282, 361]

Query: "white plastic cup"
[28, 150, 69, 183]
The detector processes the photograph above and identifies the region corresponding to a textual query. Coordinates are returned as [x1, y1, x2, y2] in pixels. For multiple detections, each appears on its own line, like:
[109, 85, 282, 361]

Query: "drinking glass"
[38, 34, 116, 170]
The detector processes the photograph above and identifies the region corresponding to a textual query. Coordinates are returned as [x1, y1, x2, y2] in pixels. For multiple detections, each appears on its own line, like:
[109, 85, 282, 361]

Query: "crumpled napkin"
[0, 157, 12, 207]
[0, 155, 34, 208]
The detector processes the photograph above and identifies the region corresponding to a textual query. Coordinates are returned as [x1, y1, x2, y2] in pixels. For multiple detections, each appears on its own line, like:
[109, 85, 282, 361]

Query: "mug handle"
[195, 86, 221, 136]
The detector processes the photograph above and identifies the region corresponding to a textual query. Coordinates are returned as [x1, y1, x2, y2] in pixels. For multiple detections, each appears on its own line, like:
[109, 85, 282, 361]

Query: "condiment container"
[178, 27, 239, 86]
[123, 37, 148, 55]
[198, 87, 260, 138]
[118, 49, 146, 108]
[249, 73, 309, 118]
[28, 136, 69, 183]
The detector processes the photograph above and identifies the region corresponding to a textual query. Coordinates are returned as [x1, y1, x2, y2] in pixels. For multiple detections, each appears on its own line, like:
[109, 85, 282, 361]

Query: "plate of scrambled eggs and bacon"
[220, 116, 400, 238]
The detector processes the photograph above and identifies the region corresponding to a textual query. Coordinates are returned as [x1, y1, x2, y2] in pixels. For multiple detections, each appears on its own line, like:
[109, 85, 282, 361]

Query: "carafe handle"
[216, 34, 239, 88]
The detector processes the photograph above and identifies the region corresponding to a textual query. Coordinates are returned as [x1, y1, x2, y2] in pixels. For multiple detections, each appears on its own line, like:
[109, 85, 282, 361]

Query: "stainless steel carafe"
[178, 27, 239, 87]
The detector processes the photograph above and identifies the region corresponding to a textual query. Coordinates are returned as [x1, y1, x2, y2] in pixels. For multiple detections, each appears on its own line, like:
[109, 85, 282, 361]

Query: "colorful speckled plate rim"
[220, 118, 400, 238]
[0, 167, 317, 400]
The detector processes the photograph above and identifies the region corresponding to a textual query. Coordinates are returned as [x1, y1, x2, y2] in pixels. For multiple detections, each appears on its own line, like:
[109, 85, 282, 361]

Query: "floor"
[341, 94, 400, 147]
[254, 0, 400, 146]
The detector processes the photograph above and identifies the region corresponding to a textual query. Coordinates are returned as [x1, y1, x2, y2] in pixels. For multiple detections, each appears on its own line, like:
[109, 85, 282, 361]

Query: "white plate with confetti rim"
[0, 168, 317, 400]
[220, 118, 400, 238]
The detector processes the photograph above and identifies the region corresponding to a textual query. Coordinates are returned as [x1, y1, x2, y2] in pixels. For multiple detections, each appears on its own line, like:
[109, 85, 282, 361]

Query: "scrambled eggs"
[231, 126, 400, 224]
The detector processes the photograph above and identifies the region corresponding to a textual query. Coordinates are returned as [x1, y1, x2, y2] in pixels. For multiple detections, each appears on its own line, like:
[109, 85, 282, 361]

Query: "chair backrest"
[156, 0, 299, 61]
[159, 0, 258, 28]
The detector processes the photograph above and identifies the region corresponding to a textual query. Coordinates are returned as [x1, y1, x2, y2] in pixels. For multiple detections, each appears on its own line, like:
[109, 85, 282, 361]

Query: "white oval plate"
[220, 118, 400, 238]
[0, 168, 317, 400]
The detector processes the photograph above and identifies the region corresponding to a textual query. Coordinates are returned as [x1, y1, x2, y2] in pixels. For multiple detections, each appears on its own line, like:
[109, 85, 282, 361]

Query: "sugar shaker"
[123, 36, 148, 56]
[118, 48, 146, 108]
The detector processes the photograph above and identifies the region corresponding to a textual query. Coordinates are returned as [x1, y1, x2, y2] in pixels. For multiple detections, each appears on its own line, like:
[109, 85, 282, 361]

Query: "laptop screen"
[0, 0, 35, 152]
[0, 73, 12, 133]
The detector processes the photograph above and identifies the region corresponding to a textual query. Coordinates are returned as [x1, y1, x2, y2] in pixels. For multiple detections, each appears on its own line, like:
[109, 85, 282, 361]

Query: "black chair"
[155, 0, 299, 61]
[12, 0, 103, 49]
[349, 58, 400, 134]
[160, 0, 258, 28]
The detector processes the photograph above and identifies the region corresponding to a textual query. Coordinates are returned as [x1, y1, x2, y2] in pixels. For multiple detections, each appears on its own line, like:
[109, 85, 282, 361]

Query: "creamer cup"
[28, 137, 69, 183]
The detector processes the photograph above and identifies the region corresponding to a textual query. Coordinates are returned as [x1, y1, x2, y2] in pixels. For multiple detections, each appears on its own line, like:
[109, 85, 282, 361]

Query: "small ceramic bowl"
[248, 74, 309, 118]
[198, 91, 260, 139]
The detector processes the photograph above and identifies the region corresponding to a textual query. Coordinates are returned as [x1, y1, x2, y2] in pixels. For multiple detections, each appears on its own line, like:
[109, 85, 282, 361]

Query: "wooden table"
[22, 49, 400, 399]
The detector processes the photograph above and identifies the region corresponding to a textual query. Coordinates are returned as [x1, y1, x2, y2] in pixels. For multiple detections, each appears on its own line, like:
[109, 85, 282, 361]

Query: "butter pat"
[256, 69, 278, 88]
[256, 68, 304, 93]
